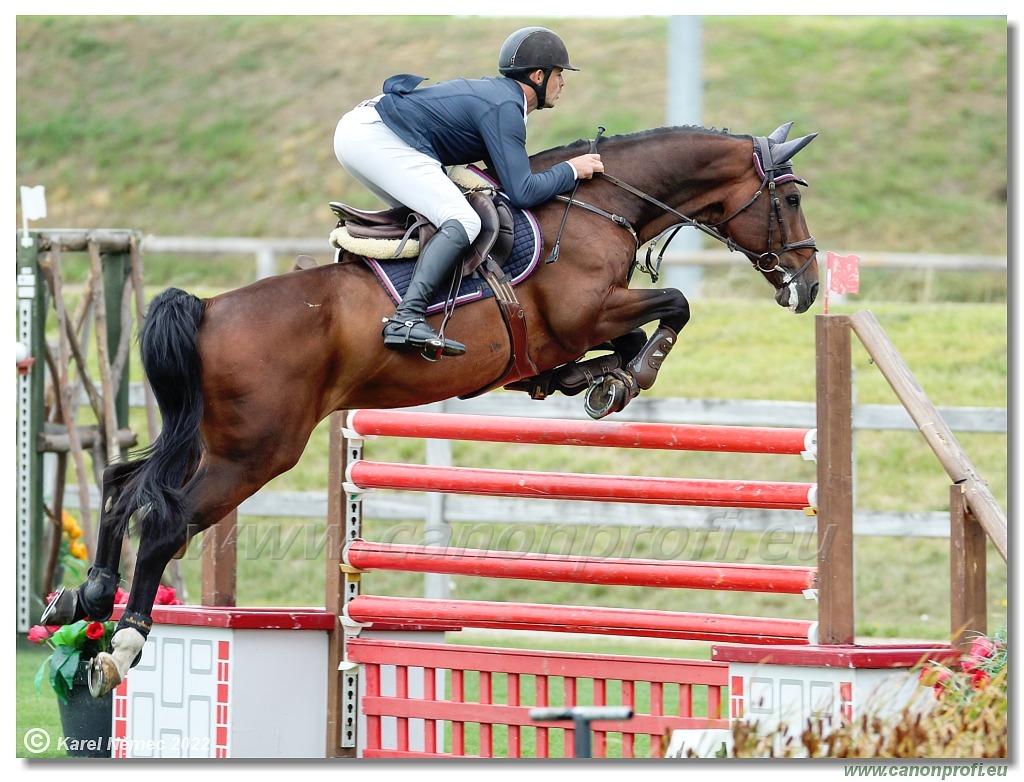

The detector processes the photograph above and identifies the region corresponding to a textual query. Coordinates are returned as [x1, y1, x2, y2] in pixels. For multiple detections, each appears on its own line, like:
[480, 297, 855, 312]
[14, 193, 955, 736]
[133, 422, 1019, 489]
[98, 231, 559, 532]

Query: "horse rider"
[334, 26, 604, 358]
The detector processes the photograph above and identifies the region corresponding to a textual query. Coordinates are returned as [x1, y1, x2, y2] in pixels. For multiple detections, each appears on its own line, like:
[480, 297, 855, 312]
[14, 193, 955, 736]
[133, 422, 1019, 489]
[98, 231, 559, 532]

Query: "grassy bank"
[16, 16, 1007, 257]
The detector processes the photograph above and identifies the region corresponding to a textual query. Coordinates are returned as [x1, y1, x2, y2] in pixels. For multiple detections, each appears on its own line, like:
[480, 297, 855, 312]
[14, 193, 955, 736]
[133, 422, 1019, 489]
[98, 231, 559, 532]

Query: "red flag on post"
[824, 252, 860, 313]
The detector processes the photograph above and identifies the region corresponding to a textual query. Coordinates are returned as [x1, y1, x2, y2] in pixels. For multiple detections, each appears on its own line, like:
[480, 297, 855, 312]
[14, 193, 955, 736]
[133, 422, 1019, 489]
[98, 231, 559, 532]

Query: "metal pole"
[16, 233, 47, 631]
[529, 706, 633, 759]
[664, 16, 704, 298]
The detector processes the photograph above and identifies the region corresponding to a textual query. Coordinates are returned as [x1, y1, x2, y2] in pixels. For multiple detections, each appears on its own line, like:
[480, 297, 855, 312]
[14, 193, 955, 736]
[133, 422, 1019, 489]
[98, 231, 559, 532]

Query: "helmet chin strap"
[533, 69, 553, 109]
[514, 69, 552, 110]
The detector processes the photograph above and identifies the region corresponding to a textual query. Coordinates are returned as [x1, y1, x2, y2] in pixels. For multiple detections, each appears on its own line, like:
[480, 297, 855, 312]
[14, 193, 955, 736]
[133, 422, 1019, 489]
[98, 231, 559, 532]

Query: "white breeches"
[334, 104, 482, 242]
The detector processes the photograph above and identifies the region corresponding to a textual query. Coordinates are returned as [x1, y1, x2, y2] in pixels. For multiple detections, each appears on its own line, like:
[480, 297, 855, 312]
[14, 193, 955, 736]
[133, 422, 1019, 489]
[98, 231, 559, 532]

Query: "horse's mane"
[531, 125, 748, 165]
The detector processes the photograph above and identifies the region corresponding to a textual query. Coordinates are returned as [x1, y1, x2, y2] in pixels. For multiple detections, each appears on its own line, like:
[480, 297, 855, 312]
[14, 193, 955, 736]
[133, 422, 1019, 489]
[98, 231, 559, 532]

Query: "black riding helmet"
[498, 27, 578, 110]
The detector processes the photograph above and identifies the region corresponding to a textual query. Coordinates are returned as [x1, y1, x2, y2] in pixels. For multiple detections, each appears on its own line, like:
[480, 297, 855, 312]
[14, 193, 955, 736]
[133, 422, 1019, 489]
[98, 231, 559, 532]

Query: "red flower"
[114, 588, 129, 604]
[931, 670, 954, 697]
[155, 585, 183, 606]
[919, 664, 954, 698]
[27, 625, 52, 644]
[85, 621, 106, 640]
[970, 636, 997, 659]
[962, 636, 1001, 674]
[970, 668, 991, 690]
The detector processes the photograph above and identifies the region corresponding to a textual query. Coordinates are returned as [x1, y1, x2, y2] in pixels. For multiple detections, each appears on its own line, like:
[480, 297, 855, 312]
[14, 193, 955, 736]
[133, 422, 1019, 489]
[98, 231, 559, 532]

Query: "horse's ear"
[771, 132, 818, 166]
[768, 122, 794, 144]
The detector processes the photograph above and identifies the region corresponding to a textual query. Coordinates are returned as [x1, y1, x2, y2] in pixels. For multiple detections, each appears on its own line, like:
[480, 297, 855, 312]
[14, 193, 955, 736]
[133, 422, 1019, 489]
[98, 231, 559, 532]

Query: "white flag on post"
[20, 185, 47, 247]
[20, 186, 47, 220]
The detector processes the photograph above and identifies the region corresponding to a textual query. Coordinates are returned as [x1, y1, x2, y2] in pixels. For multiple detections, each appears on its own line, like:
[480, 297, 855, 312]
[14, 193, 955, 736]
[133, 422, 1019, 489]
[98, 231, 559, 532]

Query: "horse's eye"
[786, 194, 801, 208]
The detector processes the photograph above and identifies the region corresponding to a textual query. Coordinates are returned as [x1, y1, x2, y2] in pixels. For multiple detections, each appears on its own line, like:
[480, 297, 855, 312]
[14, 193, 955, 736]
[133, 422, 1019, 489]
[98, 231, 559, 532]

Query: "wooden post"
[815, 314, 855, 645]
[101, 244, 131, 426]
[950, 484, 986, 653]
[201, 510, 237, 606]
[324, 411, 353, 758]
[88, 240, 122, 467]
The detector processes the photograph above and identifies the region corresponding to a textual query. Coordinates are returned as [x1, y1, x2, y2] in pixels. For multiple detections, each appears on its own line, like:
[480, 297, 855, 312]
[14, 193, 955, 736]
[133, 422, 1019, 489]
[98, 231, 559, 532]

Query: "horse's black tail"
[112, 288, 206, 544]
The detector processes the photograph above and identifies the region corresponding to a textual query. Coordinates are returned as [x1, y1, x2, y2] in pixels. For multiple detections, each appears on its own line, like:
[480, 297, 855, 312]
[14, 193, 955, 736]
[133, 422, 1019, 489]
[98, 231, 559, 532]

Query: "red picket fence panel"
[347, 638, 730, 759]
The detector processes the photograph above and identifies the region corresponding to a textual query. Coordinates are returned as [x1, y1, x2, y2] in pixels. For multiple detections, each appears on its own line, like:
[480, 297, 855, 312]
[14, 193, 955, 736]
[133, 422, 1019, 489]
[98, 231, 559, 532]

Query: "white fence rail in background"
[140, 235, 1007, 285]
[59, 387, 1006, 541]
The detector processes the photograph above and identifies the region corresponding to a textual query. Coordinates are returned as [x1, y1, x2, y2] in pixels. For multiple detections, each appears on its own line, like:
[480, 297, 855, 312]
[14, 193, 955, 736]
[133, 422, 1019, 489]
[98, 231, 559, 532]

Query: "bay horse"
[42, 122, 819, 697]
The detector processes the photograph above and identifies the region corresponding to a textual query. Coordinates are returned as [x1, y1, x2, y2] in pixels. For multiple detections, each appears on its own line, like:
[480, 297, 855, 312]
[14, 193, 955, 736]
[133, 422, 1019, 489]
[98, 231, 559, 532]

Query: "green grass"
[16, 16, 1007, 255]
[16, 643, 67, 760]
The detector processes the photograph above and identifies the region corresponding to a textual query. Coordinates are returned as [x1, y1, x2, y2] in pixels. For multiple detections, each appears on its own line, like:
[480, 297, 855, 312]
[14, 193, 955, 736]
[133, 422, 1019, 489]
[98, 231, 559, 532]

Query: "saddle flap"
[463, 192, 515, 276]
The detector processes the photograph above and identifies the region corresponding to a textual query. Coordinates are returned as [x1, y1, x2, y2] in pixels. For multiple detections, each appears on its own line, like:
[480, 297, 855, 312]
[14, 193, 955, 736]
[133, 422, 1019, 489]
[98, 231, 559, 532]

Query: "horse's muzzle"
[775, 277, 818, 314]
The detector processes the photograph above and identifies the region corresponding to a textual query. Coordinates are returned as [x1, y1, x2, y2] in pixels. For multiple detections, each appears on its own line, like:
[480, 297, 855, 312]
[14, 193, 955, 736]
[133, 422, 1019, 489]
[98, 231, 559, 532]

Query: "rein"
[554, 135, 817, 285]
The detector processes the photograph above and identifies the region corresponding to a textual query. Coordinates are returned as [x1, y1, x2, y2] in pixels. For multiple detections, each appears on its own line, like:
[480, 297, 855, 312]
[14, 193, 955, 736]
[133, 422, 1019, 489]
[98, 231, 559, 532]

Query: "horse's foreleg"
[583, 288, 690, 418]
[624, 324, 680, 391]
[506, 329, 648, 399]
[40, 460, 142, 626]
[626, 287, 690, 389]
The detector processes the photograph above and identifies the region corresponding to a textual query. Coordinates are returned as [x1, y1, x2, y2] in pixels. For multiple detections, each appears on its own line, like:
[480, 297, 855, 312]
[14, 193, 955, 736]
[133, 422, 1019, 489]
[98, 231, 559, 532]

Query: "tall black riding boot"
[382, 219, 470, 358]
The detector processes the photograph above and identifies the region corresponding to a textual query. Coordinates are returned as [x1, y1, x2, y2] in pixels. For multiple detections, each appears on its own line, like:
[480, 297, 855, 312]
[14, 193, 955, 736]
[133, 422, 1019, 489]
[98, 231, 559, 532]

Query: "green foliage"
[29, 620, 115, 704]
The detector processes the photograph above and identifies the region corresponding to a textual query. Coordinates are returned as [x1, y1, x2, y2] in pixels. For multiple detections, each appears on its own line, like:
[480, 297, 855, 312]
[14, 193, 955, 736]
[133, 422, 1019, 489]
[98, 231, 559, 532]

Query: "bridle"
[552, 134, 818, 286]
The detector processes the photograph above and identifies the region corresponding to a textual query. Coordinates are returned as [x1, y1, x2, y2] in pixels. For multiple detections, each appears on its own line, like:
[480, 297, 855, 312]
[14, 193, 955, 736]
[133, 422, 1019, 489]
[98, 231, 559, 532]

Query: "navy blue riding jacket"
[373, 74, 576, 209]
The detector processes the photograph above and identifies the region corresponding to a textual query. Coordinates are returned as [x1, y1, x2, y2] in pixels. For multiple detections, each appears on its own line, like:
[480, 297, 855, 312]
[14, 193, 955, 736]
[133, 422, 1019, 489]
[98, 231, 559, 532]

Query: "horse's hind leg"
[40, 460, 142, 625]
[86, 487, 192, 697]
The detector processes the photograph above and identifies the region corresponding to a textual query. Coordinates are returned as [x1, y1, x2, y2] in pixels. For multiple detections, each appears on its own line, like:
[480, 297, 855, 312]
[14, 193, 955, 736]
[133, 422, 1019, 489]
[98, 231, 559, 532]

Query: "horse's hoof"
[40, 587, 78, 625]
[87, 653, 122, 698]
[584, 376, 625, 420]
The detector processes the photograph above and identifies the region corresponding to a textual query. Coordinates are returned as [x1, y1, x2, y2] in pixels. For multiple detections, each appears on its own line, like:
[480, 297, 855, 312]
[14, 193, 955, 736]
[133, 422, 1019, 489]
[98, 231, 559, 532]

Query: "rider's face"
[544, 68, 565, 107]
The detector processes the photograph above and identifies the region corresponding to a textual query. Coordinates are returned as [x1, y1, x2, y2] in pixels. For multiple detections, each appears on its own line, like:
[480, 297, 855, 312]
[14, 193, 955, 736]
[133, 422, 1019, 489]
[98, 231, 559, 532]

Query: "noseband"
[554, 134, 817, 285]
[705, 170, 818, 284]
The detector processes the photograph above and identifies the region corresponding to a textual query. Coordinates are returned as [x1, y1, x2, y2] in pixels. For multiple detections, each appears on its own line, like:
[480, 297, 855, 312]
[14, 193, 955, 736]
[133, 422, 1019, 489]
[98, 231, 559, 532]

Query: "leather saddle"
[329, 191, 516, 276]
[328, 180, 538, 394]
